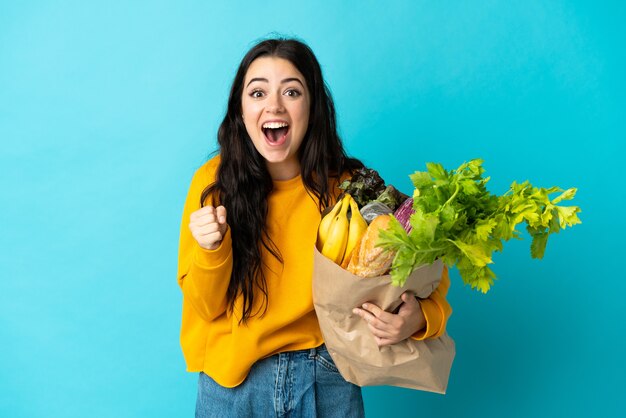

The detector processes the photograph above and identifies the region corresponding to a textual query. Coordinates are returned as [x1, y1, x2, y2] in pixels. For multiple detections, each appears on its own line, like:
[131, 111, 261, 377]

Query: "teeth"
[262, 122, 289, 129]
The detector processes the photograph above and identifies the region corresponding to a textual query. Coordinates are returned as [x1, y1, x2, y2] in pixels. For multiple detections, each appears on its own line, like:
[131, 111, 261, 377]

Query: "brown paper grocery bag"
[312, 246, 455, 393]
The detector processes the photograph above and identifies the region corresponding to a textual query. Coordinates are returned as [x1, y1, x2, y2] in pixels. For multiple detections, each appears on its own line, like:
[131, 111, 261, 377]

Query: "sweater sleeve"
[177, 160, 232, 323]
[410, 265, 453, 340]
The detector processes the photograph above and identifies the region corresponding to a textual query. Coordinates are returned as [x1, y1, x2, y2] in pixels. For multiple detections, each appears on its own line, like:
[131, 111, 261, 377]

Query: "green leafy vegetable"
[339, 168, 386, 208]
[375, 185, 408, 210]
[377, 159, 582, 291]
[339, 168, 409, 210]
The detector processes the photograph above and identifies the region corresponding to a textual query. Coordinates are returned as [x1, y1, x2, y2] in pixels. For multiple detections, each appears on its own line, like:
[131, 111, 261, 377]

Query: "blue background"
[1, 1, 624, 417]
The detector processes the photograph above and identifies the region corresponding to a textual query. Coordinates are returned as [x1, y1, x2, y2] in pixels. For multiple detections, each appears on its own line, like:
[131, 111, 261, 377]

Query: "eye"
[284, 88, 301, 97]
[250, 89, 264, 98]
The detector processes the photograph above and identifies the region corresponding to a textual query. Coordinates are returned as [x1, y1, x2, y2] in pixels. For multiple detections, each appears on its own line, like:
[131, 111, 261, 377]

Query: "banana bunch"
[317, 193, 369, 266]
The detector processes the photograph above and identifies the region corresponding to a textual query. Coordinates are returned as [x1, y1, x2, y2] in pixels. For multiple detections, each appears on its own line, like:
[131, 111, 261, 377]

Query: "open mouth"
[262, 121, 290, 146]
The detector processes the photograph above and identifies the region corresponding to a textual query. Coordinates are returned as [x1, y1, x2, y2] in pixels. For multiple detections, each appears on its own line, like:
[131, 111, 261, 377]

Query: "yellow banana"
[321, 195, 351, 263]
[342, 196, 368, 265]
[317, 198, 345, 251]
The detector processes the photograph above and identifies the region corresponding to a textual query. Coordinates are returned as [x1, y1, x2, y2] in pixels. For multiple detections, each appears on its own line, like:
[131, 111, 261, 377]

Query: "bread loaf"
[347, 214, 396, 277]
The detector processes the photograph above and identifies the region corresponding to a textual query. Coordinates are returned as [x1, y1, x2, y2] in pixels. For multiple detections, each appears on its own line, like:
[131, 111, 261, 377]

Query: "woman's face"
[241, 56, 310, 180]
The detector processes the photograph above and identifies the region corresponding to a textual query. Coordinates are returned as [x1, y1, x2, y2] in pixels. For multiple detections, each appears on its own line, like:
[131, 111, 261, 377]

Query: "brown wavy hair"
[201, 37, 363, 323]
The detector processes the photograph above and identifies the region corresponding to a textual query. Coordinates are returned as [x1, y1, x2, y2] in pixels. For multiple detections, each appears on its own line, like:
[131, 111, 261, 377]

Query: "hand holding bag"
[312, 247, 455, 393]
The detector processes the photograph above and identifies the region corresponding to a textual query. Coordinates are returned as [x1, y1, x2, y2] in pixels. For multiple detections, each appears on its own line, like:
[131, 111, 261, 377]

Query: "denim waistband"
[269, 343, 327, 359]
[307, 343, 327, 359]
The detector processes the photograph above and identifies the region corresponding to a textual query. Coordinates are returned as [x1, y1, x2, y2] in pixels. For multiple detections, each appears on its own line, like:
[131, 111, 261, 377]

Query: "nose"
[265, 93, 285, 114]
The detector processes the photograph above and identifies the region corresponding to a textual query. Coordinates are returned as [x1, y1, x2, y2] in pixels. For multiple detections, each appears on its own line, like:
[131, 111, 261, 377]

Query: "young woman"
[177, 38, 452, 418]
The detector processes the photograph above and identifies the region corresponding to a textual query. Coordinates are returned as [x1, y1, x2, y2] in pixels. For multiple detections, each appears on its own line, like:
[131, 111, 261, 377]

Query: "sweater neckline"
[272, 174, 303, 191]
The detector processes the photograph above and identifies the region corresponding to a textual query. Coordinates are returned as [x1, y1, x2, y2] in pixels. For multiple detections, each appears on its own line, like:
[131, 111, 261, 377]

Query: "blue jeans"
[195, 344, 364, 418]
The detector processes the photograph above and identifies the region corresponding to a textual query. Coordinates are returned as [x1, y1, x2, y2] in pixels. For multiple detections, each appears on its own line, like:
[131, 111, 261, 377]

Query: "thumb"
[216, 205, 228, 228]
[398, 291, 419, 316]
[401, 291, 418, 306]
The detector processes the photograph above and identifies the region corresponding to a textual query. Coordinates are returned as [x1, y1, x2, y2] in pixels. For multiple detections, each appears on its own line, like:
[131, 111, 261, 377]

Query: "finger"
[360, 303, 393, 324]
[190, 206, 215, 221]
[195, 223, 222, 236]
[199, 231, 224, 248]
[191, 213, 218, 228]
[205, 231, 224, 242]
[367, 323, 394, 339]
[216, 205, 227, 225]
[191, 206, 215, 218]
[352, 308, 390, 330]
[375, 336, 396, 347]
[189, 215, 217, 231]
[191, 225, 220, 243]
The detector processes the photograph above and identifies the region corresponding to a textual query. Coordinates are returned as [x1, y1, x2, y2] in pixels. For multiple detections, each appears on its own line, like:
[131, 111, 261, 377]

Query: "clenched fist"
[188, 205, 228, 250]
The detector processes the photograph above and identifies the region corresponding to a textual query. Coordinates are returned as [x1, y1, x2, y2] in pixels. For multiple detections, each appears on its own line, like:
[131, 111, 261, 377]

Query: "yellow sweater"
[177, 155, 452, 388]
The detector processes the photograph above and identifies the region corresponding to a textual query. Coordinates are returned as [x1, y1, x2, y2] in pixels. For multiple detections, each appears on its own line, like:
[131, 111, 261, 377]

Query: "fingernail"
[362, 304, 368, 309]
[219, 216, 225, 223]
[352, 309, 358, 315]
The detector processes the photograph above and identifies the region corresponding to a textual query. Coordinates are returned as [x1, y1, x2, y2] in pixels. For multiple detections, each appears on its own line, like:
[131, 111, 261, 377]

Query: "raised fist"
[188, 205, 228, 250]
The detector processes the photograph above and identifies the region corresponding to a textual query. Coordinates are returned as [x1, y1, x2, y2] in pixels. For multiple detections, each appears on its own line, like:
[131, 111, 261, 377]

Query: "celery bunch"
[377, 159, 581, 291]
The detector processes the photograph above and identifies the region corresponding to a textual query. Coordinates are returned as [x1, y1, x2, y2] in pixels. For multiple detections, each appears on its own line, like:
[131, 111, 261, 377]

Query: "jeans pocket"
[316, 347, 340, 373]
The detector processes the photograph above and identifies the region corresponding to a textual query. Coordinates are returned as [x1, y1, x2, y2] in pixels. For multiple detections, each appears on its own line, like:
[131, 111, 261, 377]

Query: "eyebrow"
[246, 77, 305, 88]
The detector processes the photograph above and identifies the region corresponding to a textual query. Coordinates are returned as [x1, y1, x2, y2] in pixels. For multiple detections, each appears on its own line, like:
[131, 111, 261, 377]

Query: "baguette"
[347, 214, 395, 277]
